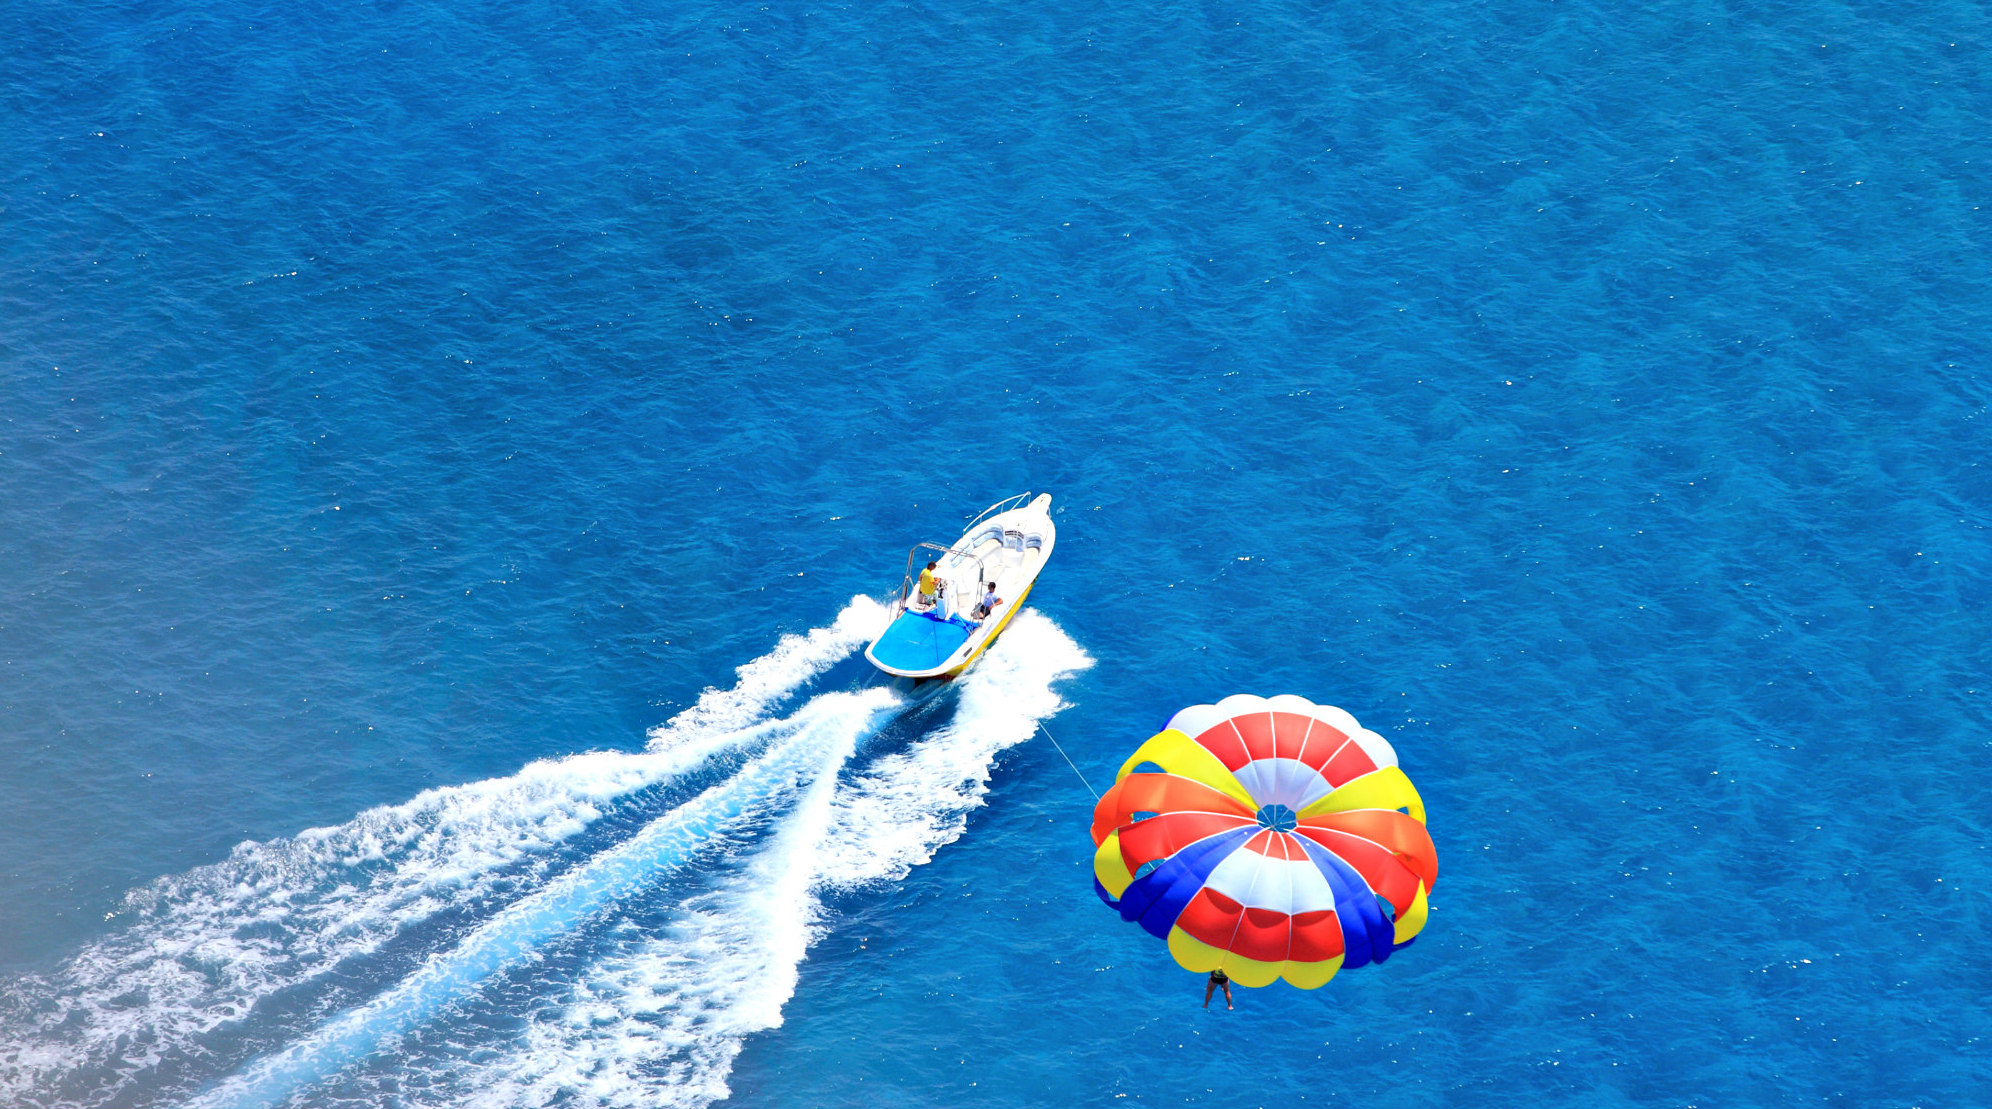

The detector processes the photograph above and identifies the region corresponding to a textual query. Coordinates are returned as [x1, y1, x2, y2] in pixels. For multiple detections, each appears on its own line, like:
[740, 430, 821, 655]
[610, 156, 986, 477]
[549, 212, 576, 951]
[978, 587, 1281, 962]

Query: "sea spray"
[818, 609, 1096, 889]
[382, 610, 1093, 1109]
[0, 603, 1087, 1109]
[189, 689, 900, 1109]
[435, 680, 877, 1109]
[646, 597, 888, 751]
[0, 599, 885, 1109]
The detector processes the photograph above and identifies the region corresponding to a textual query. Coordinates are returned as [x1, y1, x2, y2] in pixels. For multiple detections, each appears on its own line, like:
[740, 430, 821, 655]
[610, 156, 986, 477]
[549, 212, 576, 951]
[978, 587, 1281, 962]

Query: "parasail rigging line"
[1036, 721, 1099, 800]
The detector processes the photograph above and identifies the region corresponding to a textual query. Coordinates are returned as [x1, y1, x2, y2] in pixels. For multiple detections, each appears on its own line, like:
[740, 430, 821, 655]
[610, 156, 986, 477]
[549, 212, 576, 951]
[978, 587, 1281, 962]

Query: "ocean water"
[2, 0, 1989, 1105]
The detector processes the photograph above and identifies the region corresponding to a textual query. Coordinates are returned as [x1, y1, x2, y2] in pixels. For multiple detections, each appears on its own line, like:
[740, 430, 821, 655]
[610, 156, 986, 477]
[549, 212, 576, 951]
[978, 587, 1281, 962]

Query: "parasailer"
[1203, 968, 1233, 1010]
[1090, 694, 1438, 991]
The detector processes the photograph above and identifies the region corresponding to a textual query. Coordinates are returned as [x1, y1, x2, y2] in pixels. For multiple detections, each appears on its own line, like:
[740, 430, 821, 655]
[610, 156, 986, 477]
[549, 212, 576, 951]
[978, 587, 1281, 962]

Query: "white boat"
[863, 493, 1056, 679]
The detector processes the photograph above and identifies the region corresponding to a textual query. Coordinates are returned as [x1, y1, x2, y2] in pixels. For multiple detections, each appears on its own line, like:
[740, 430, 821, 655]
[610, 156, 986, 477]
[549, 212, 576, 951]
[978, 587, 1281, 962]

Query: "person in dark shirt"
[1203, 968, 1233, 1010]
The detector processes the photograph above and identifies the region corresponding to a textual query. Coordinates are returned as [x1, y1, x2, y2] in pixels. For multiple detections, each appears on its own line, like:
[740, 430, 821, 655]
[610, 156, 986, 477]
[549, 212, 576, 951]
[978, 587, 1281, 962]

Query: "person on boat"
[916, 561, 941, 609]
[1203, 968, 1233, 1010]
[972, 582, 1003, 620]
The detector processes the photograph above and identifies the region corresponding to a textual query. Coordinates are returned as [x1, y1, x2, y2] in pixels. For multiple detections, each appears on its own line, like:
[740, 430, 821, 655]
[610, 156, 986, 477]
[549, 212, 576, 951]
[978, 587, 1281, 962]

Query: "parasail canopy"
[1091, 694, 1437, 988]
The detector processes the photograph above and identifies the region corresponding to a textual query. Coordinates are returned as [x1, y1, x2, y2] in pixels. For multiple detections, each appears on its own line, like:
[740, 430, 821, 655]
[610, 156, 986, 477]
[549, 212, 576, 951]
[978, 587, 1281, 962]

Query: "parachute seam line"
[1036, 722, 1099, 800]
[1290, 716, 1325, 813]
[1213, 829, 1256, 976]
[1279, 835, 1299, 976]
[1187, 731, 1251, 976]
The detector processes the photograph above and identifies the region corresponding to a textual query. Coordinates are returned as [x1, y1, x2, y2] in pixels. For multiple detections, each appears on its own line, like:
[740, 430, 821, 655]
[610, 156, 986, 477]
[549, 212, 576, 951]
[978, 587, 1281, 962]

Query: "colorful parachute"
[1091, 694, 1437, 988]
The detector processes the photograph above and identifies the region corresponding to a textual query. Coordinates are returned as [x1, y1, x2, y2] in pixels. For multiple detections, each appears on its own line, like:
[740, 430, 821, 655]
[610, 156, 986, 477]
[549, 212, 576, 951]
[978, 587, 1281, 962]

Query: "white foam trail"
[413, 611, 1093, 1109]
[433, 690, 867, 1109]
[0, 599, 885, 1109]
[647, 597, 888, 752]
[818, 610, 1095, 890]
[190, 689, 899, 1109]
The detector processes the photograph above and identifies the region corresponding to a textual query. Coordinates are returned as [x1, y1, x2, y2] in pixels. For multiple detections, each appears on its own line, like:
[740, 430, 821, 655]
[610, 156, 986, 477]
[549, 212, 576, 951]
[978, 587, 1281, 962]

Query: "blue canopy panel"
[870, 610, 972, 672]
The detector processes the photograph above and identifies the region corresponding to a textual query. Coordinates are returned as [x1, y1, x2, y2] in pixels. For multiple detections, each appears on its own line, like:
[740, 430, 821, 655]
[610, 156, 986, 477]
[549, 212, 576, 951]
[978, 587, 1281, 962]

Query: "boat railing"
[887, 541, 961, 613]
[882, 499, 1031, 613]
[960, 492, 1033, 532]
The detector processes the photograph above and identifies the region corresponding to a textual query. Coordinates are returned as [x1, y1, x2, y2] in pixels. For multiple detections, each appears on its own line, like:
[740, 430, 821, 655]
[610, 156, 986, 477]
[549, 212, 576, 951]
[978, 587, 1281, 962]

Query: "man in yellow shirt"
[916, 561, 941, 608]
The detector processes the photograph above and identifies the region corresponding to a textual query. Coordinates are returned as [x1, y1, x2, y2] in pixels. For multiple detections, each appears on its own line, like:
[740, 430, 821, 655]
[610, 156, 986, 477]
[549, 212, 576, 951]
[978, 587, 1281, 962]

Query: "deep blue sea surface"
[4, 0, 1990, 1105]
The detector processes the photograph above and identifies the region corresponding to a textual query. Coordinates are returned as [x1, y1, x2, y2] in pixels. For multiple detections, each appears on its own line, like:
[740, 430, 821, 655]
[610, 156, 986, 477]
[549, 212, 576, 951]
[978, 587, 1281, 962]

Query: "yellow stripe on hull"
[941, 578, 1036, 676]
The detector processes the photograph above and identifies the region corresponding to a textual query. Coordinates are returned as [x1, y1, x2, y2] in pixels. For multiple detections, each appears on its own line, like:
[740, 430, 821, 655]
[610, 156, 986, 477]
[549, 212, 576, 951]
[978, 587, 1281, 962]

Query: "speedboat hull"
[864, 493, 1055, 679]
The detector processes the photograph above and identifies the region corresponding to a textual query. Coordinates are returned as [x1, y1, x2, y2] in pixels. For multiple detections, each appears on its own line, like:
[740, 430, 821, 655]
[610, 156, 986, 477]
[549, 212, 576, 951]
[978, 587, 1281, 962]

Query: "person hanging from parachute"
[1203, 968, 1233, 1010]
[1089, 694, 1438, 996]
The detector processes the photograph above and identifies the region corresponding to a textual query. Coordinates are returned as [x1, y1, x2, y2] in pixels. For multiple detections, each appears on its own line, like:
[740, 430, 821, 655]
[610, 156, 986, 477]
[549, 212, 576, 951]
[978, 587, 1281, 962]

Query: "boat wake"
[0, 598, 1091, 1109]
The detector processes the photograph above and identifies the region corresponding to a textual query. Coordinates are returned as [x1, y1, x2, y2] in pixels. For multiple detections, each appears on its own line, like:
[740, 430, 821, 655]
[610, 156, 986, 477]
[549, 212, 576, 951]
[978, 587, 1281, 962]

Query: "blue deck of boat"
[870, 610, 971, 673]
